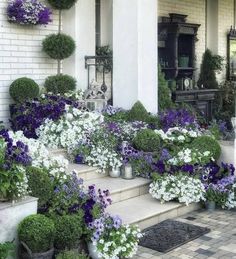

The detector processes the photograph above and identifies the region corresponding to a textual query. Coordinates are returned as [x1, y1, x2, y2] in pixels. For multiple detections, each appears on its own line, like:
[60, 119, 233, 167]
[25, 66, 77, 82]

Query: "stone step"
[107, 194, 200, 230]
[66, 163, 106, 181]
[85, 177, 151, 204]
[48, 148, 68, 159]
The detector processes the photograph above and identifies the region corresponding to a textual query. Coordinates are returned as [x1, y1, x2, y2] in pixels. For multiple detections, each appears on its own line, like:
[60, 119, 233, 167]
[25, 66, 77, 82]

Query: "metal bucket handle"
[21, 241, 33, 259]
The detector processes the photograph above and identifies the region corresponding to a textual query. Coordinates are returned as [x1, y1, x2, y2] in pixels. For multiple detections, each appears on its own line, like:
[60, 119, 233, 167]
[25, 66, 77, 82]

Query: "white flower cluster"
[86, 145, 122, 173]
[14, 165, 28, 199]
[9, 131, 69, 178]
[168, 148, 213, 165]
[149, 174, 206, 205]
[37, 106, 103, 149]
[95, 225, 142, 259]
[155, 127, 201, 143]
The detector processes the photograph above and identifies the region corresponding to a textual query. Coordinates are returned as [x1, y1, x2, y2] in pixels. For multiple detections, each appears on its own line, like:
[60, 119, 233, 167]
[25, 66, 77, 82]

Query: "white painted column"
[113, 0, 158, 113]
[63, 0, 96, 90]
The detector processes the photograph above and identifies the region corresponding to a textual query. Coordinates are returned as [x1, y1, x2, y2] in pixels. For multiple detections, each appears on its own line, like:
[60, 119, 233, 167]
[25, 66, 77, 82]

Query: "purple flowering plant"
[7, 0, 52, 25]
[48, 171, 112, 225]
[159, 108, 199, 132]
[10, 93, 85, 138]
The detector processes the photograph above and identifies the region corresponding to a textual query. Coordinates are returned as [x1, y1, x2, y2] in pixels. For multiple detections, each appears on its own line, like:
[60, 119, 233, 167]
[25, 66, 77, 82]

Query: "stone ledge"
[0, 196, 38, 211]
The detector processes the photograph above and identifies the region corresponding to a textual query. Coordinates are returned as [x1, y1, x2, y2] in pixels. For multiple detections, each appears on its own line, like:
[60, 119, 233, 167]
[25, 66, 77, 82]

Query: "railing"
[85, 55, 113, 104]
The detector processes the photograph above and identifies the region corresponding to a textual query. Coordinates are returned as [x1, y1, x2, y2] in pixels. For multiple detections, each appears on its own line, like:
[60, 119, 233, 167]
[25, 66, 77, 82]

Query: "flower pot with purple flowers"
[88, 242, 100, 259]
[205, 201, 216, 212]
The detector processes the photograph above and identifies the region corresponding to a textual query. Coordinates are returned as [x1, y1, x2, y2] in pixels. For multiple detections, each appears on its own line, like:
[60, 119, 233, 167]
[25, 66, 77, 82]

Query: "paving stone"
[137, 210, 236, 259]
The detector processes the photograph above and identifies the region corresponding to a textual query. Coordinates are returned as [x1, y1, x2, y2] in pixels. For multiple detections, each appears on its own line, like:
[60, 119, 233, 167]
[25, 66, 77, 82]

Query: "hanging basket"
[19, 241, 54, 259]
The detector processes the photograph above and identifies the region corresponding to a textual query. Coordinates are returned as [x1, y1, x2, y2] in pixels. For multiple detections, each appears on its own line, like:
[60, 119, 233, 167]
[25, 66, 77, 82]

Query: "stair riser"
[111, 184, 149, 204]
[132, 203, 200, 230]
[75, 170, 107, 181]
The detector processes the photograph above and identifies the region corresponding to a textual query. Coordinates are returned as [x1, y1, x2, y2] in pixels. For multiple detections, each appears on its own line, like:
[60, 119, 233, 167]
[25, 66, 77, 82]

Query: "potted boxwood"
[53, 213, 84, 254]
[18, 214, 55, 259]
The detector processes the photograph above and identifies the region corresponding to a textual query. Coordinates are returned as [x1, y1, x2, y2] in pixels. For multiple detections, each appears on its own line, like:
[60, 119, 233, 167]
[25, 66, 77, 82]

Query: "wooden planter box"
[219, 140, 236, 166]
[0, 196, 38, 244]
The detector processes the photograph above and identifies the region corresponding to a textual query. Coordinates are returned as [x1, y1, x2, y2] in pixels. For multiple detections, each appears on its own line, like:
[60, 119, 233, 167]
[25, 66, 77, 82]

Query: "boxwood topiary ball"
[9, 77, 40, 103]
[44, 74, 76, 94]
[47, 0, 77, 9]
[191, 135, 221, 160]
[128, 101, 149, 122]
[133, 129, 161, 152]
[18, 214, 55, 253]
[42, 33, 76, 60]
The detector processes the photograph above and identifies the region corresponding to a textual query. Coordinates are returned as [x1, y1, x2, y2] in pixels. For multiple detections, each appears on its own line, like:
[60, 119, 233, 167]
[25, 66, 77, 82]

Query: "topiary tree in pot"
[43, 0, 78, 93]
[18, 214, 55, 259]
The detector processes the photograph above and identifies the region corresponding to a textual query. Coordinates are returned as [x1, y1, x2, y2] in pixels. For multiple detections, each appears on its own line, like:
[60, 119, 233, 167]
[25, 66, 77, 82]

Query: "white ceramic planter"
[0, 196, 38, 244]
[122, 163, 135, 179]
[88, 242, 100, 259]
[219, 140, 235, 166]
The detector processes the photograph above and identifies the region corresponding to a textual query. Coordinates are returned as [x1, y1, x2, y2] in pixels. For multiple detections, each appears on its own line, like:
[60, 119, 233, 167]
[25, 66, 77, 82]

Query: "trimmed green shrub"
[9, 77, 40, 103]
[191, 135, 221, 160]
[47, 0, 77, 9]
[43, 33, 76, 60]
[158, 65, 173, 110]
[56, 250, 89, 259]
[133, 129, 161, 152]
[128, 101, 150, 122]
[53, 213, 84, 250]
[197, 49, 223, 89]
[0, 242, 15, 259]
[0, 138, 6, 168]
[44, 74, 76, 94]
[18, 214, 55, 253]
[26, 167, 54, 210]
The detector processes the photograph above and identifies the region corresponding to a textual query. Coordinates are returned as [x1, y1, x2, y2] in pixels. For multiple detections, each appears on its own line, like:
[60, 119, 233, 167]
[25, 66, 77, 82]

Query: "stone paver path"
[136, 209, 236, 259]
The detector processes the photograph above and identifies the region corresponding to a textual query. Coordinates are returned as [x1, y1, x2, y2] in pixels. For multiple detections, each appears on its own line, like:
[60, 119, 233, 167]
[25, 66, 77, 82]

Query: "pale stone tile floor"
[135, 209, 236, 259]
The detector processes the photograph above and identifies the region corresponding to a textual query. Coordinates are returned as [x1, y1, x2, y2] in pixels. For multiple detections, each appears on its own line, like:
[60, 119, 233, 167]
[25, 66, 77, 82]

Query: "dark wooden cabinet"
[172, 89, 219, 121]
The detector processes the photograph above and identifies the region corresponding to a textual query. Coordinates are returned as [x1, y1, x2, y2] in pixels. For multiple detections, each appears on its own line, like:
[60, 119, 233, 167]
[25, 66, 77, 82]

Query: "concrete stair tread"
[66, 163, 97, 173]
[85, 177, 151, 194]
[107, 194, 184, 225]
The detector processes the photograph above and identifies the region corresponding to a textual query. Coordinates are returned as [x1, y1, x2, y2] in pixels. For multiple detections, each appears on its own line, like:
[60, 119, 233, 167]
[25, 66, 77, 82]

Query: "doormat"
[139, 219, 210, 253]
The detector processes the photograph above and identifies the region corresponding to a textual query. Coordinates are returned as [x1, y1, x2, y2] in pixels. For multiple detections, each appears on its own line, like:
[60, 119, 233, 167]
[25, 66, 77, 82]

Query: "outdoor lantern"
[85, 80, 107, 111]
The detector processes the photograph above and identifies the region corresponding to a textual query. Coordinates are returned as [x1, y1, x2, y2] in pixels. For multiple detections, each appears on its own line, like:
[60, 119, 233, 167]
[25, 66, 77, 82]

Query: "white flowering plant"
[37, 106, 103, 149]
[149, 173, 206, 205]
[168, 148, 214, 166]
[9, 131, 69, 179]
[89, 214, 142, 259]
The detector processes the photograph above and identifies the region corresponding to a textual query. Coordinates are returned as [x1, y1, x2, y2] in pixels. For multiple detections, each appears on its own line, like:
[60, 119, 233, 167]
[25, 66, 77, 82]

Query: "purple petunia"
[7, 0, 52, 25]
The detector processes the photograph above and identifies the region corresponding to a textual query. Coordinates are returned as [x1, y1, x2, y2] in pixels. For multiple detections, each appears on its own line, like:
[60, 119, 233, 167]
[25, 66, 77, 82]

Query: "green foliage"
[133, 129, 161, 152]
[56, 250, 89, 259]
[18, 214, 55, 253]
[158, 65, 173, 110]
[9, 77, 40, 103]
[47, 0, 77, 9]
[214, 80, 236, 123]
[44, 74, 76, 94]
[0, 138, 6, 168]
[53, 213, 84, 250]
[197, 49, 223, 89]
[26, 167, 54, 210]
[43, 33, 76, 60]
[191, 135, 221, 160]
[96, 45, 113, 72]
[0, 241, 15, 259]
[0, 165, 26, 200]
[127, 101, 150, 122]
[104, 111, 129, 123]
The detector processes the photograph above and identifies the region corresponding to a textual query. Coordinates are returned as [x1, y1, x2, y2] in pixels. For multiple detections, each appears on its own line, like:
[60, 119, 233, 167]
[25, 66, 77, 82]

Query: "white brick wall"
[0, 0, 59, 124]
[158, 0, 206, 80]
